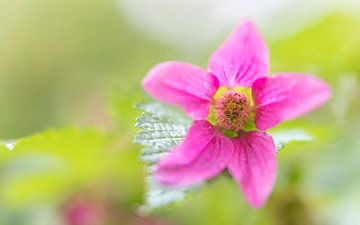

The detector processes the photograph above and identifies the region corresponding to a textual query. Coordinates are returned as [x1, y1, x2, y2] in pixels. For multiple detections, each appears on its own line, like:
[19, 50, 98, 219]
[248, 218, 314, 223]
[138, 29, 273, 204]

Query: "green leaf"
[135, 102, 191, 152]
[143, 176, 200, 212]
[0, 128, 108, 206]
[270, 129, 313, 152]
[0, 140, 17, 151]
[135, 102, 200, 210]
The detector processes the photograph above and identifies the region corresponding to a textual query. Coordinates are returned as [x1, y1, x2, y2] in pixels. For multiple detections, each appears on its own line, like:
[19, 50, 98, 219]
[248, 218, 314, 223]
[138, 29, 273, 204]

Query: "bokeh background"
[0, 0, 360, 224]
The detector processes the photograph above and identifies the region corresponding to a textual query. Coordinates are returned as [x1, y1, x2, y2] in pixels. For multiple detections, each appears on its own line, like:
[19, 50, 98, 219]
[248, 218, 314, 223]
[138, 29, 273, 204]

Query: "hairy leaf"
[135, 102, 198, 210]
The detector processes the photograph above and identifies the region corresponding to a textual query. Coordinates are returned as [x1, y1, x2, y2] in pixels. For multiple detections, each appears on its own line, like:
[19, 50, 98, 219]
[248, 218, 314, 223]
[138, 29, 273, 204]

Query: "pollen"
[214, 91, 250, 132]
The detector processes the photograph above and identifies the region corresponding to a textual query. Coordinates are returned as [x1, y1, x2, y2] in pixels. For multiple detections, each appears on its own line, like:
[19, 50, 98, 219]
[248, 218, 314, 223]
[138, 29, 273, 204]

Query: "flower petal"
[228, 131, 276, 209]
[156, 120, 234, 187]
[142, 61, 219, 119]
[208, 20, 269, 88]
[252, 73, 331, 130]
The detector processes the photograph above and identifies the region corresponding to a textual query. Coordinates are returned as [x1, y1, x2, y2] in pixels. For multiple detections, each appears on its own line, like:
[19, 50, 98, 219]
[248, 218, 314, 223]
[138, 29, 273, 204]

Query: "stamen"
[214, 91, 250, 132]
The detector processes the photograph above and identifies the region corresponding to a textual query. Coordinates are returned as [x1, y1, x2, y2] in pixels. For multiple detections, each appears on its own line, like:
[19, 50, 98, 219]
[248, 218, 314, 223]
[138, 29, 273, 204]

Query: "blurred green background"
[0, 0, 359, 225]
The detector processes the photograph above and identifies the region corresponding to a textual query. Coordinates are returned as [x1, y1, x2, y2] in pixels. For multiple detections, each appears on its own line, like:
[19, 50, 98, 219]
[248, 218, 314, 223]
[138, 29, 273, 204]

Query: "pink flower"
[63, 197, 105, 225]
[142, 20, 331, 208]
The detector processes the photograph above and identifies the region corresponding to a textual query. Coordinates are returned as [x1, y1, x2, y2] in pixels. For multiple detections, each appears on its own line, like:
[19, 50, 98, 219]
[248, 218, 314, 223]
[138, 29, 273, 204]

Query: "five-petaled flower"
[142, 20, 331, 208]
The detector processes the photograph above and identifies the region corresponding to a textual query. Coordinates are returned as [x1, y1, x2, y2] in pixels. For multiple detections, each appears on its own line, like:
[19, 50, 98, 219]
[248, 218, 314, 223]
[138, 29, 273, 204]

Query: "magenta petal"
[252, 73, 331, 130]
[142, 61, 219, 119]
[208, 20, 269, 88]
[156, 120, 234, 187]
[228, 132, 276, 209]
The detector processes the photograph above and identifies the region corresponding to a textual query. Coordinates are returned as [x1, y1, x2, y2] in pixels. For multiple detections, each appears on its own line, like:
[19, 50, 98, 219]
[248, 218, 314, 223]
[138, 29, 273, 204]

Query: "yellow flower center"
[214, 91, 250, 131]
[209, 87, 255, 135]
